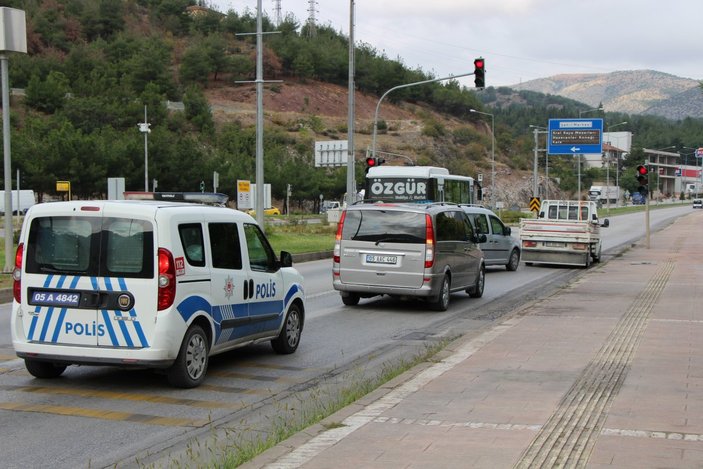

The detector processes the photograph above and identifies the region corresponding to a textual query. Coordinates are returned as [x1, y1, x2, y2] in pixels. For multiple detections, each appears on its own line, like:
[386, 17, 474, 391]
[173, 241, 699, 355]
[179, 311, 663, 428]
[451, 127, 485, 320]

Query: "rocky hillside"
[511, 70, 703, 119]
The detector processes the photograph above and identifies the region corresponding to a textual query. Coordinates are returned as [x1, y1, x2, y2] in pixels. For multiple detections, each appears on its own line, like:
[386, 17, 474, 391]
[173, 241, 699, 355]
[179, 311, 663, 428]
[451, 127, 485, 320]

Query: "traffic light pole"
[646, 166, 651, 249]
[371, 71, 474, 159]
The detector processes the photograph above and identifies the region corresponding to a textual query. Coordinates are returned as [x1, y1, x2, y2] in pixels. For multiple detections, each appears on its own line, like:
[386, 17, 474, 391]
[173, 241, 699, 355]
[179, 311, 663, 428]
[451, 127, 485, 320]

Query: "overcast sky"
[210, 0, 703, 88]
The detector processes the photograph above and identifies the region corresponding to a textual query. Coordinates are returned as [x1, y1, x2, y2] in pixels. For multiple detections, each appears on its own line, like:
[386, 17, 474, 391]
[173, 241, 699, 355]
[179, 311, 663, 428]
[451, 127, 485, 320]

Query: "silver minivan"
[461, 205, 521, 271]
[332, 202, 486, 311]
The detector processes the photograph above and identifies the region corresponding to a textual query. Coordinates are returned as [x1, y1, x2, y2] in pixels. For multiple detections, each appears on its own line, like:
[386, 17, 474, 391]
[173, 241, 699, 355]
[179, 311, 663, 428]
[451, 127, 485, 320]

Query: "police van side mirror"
[601, 219, 610, 228]
[474, 233, 487, 244]
[280, 251, 293, 268]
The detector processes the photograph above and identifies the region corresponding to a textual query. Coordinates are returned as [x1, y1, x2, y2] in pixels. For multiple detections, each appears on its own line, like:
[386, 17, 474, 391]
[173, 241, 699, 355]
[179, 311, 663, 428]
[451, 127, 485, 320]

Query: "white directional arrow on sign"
[570, 146, 581, 153]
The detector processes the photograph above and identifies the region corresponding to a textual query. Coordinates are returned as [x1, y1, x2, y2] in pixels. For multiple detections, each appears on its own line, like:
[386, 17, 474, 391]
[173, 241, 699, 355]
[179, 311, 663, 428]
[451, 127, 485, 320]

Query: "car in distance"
[693, 199, 702, 209]
[245, 207, 281, 216]
[460, 205, 521, 271]
[332, 202, 486, 311]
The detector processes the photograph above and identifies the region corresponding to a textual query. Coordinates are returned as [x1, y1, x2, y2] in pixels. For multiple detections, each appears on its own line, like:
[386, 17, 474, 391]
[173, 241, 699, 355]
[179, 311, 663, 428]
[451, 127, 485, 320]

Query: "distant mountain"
[510, 70, 703, 119]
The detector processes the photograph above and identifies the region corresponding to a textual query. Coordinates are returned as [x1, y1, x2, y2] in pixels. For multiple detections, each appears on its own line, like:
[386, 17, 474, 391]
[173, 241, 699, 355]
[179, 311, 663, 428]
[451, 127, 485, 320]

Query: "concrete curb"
[292, 251, 333, 263]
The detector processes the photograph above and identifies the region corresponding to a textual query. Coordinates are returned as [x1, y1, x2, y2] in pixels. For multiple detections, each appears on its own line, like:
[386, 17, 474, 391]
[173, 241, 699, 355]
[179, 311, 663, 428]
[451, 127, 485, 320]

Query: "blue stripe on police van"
[100, 277, 134, 348]
[95, 277, 120, 346]
[28, 274, 56, 341]
[38, 276, 67, 342]
[284, 284, 302, 307]
[105, 277, 134, 348]
[51, 276, 82, 343]
[117, 278, 148, 347]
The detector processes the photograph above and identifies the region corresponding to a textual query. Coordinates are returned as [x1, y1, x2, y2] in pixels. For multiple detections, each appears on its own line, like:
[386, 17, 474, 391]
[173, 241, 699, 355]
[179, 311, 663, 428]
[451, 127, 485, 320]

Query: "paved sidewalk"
[243, 210, 703, 469]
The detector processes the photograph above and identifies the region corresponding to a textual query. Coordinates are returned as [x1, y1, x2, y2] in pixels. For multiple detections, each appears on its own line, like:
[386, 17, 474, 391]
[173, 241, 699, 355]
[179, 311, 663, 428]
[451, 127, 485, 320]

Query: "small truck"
[520, 200, 609, 268]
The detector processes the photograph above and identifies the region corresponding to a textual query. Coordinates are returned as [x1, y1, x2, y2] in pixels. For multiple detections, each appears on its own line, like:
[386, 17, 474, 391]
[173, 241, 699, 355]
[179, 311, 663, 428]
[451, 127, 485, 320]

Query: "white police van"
[11, 193, 305, 388]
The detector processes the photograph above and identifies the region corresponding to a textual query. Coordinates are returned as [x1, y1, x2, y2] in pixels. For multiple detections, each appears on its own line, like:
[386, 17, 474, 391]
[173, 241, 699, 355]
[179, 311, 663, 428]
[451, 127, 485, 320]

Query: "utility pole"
[306, 0, 318, 37]
[346, 0, 356, 206]
[272, 0, 282, 26]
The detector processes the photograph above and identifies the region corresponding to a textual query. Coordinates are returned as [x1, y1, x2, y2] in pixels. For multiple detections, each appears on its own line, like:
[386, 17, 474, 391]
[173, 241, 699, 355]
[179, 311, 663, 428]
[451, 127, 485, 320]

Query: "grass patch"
[265, 222, 336, 255]
[213, 339, 451, 467]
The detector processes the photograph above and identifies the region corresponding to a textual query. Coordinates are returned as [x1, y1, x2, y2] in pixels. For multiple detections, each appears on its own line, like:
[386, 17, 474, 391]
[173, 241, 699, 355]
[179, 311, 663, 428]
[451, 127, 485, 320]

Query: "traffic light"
[474, 57, 485, 88]
[365, 156, 385, 173]
[635, 164, 649, 198]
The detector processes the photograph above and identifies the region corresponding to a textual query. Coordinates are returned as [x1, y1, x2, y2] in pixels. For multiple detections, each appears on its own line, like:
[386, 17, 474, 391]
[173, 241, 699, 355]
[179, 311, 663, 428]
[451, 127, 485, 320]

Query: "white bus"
[364, 166, 476, 204]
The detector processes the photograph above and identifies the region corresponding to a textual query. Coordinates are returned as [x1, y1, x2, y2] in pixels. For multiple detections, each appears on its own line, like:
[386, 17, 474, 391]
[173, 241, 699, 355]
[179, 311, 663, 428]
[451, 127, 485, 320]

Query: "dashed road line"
[0, 401, 211, 427]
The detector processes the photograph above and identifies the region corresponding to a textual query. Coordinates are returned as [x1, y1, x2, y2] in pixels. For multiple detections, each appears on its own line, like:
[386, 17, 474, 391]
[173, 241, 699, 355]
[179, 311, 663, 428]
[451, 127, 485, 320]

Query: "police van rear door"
[22, 203, 156, 349]
[96, 204, 155, 349]
[22, 205, 104, 347]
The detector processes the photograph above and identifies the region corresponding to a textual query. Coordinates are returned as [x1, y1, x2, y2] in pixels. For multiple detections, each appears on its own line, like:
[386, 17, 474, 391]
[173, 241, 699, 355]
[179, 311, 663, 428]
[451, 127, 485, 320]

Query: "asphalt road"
[0, 205, 692, 468]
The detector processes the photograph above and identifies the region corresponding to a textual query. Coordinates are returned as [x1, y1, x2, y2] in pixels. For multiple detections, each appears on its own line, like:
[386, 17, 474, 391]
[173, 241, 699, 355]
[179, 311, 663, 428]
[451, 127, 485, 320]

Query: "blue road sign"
[548, 118, 603, 155]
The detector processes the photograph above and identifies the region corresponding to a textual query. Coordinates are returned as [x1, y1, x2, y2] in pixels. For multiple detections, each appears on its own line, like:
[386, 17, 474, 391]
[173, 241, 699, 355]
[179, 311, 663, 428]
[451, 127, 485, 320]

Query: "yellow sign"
[238, 180, 250, 192]
[56, 181, 71, 192]
[529, 197, 541, 212]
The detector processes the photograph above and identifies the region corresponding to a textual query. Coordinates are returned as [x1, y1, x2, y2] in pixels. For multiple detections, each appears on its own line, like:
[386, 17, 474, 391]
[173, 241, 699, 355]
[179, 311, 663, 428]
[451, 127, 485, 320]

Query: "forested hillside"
[2, 0, 703, 206]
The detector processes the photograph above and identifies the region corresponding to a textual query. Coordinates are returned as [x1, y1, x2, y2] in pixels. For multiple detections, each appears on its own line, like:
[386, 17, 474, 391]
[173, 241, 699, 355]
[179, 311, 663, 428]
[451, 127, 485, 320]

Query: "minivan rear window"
[26, 216, 154, 278]
[341, 210, 425, 243]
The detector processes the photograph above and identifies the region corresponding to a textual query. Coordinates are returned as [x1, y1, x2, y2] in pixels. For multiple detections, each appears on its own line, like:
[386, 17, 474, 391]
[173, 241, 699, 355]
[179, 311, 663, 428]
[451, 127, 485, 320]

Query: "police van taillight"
[158, 248, 176, 310]
[13, 243, 23, 303]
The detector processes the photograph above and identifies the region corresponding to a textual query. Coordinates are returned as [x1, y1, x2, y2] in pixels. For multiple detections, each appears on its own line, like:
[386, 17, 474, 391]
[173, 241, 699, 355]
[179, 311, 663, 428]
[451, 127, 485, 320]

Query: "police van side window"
[244, 223, 276, 271]
[179, 223, 205, 267]
[208, 223, 242, 270]
[104, 219, 153, 277]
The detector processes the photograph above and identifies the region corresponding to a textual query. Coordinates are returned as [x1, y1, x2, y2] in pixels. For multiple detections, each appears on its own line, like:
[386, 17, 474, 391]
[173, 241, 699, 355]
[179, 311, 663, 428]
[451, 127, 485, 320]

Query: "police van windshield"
[341, 210, 426, 243]
[26, 216, 154, 278]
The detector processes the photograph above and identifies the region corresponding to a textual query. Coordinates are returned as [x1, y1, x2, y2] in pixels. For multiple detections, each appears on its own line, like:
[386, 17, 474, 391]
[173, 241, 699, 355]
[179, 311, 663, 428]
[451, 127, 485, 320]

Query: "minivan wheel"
[272, 303, 303, 354]
[341, 292, 360, 306]
[25, 359, 67, 379]
[506, 249, 520, 271]
[167, 324, 209, 388]
[468, 266, 485, 298]
[431, 275, 451, 311]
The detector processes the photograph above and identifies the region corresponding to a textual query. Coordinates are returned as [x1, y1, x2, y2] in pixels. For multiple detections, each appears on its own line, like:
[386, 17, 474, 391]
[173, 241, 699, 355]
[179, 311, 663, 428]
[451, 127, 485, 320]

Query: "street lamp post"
[137, 106, 151, 192]
[529, 125, 547, 199]
[605, 121, 627, 210]
[371, 71, 474, 161]
[470, 109, 494, 207]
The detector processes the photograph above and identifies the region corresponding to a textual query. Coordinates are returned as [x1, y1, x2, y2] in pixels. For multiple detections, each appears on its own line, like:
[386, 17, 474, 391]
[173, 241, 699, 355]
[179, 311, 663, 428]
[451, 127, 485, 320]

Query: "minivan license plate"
[366, 254, 398, 265]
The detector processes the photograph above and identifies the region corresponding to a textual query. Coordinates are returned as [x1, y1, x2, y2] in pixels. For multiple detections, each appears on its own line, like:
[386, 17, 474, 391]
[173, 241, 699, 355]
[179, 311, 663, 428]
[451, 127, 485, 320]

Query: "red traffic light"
[636, 164, 649, 176]
[474, 57, 485, 88]
[366, 157, 378, 167]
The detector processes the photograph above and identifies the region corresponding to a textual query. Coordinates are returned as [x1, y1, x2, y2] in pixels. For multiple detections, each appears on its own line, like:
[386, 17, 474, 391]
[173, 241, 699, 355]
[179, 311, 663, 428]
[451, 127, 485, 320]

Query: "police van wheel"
[272, 303, 303, 354]
[167, 325, 209, 388]
[25, 359, 67, 379]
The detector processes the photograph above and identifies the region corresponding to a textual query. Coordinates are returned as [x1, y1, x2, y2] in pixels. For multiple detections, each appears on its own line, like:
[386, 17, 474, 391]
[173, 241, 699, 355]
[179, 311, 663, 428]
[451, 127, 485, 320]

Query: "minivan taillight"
[13, 243, 23, 303]
[333, 210, 347, 264]
[424, 214, 435, 268]
[158, 248, 176, 310]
